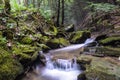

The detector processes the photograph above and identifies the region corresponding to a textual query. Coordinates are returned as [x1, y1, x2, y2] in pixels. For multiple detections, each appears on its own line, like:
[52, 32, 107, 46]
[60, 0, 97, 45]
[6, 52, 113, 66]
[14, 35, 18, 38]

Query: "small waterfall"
[41, 53, 81, 80]
[45, 53, 79, 71]
[49, 38, 95, 53]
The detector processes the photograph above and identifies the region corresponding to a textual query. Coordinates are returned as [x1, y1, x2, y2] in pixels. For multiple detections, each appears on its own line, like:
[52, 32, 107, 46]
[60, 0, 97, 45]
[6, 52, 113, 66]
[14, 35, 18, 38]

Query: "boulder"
[0, 47, 23, 80]
[70, 31, 91, 44]
[46, 38, 70, 49]
[96, 46, 120, 57]
[77, 55, 120, 80]
[12, 44, 39, 68]
[100, 36, 120, 47]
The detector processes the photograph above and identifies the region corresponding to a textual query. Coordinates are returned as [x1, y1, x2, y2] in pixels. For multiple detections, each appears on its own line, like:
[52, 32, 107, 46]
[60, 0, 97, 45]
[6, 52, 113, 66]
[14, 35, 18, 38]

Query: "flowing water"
[21, 38, 95, 80]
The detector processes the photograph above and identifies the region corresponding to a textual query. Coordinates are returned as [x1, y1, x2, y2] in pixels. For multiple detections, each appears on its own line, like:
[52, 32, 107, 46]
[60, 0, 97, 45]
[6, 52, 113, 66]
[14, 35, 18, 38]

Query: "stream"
[21, 38, 95, 80]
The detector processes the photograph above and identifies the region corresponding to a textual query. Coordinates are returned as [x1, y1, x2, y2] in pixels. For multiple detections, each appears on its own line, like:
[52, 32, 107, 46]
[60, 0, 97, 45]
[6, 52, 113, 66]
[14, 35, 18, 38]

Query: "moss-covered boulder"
[77, 55, 120, 80]
[70, 31, 91, 43]
[96, 46, 120, 57]
[100, 37, 120, 46]
[46, 38, 70, 49]
[12, 44, 39, 67]
[0, 48, 23, 80]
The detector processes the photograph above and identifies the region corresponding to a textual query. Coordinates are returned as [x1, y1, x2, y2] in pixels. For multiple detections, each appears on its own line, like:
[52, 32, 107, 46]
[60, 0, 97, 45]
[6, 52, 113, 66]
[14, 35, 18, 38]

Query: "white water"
[40, 38, 95, 80]
[49, 38, 95, 53]
[42, 56, 81, 80]
[21, 38, 95, 80]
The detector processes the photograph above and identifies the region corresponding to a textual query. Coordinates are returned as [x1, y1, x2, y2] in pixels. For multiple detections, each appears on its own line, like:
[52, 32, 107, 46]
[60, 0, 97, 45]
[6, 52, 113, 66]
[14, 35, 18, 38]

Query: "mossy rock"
[12, 44, 38, 60]
[21, 36, 33, 44]
[77, 55, 120, 80]
[100, 37, 120, 46]
[0, 47, 23, 80]
[46, 38, 70, 49]
[70, 31, 91, 43]
[12, 44, 39, 67]
[77, 72, 87, 80]
[96, 46, 120, 57]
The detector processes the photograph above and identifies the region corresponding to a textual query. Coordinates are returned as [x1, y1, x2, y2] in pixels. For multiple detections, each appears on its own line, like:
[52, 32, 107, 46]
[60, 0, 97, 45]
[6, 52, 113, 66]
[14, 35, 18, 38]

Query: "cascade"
[49, 38, 95, 53]
[21, 38, 95, 80]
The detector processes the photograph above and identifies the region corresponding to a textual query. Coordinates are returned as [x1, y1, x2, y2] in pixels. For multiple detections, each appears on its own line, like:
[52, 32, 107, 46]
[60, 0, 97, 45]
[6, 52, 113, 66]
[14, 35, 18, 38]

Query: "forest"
[0, 0, 120, 80]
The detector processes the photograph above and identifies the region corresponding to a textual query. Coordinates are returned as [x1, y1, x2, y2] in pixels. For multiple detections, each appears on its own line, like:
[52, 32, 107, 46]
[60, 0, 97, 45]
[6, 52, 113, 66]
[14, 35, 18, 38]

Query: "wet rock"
[95, 34, 108, 41]
[65, 24, 75, 32]
[96, 46, 120, 57]
[100, 36, 120, 47]
[70, 31, 91, 44]
[46, 38, 70, 49]
[77, 72, 87, 80]
[77, 55, 120, 80]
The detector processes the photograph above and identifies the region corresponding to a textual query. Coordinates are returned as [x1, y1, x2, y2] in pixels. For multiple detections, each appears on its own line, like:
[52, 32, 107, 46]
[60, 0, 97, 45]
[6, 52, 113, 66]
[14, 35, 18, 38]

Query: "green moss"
[70, 31, 91, 43]
[46, 38, 70, 49]
[100, 37, 120, 44]
[0, 47, 23, 80]
[51, 38, 70, 46]
[33, 34, 42, 39]
[21, 36, 33, 44]
[71, 31, 83, 43]
[79, 55, 120, 80]
[96, 47, 120, 56]
[0, 37, 7, 47]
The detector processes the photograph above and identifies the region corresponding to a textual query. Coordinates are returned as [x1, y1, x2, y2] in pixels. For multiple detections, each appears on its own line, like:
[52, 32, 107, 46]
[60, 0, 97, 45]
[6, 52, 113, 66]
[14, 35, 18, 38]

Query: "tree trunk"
[4, 0, 11, 14]
[56, 0, 60, 27]
[24, 0, 28, 7]
[32, 0, 35, 7]
[37, 0, 42, 8]
[61, 0, 64, 26]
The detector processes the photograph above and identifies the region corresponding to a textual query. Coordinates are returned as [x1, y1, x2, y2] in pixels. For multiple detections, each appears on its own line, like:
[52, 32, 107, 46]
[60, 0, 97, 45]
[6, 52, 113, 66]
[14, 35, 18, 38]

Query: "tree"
[61, 0, 64, 26]
[56, 0, 60, 27]
[3, 0, 11, 14]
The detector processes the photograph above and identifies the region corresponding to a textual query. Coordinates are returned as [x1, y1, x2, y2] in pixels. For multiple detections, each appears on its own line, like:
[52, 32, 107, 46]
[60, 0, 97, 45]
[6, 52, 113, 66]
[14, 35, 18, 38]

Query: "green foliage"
[44, 26, 58, 36]
[0, 3, 4, 13]
[10, 0, 26, 12]
[39, 9, 52, 20]
[0, 36, 7, 47]
[88, 2, 118, 12]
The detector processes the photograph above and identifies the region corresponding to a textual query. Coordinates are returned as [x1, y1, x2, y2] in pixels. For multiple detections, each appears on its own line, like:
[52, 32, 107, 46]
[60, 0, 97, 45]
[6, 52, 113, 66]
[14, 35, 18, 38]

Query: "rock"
[77, 72, 87, 80]
[46, 38, 70, 49]
[12, 44, 39, 68]
[100, 36, 120, 47]
[77, 55, 120, 80]
[65, 24, 75, 32]
[95, 34, 108, 41]
[70, 31, 91, 44]
[0, 47, 23, 80]
[96, 46, 120, 57]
